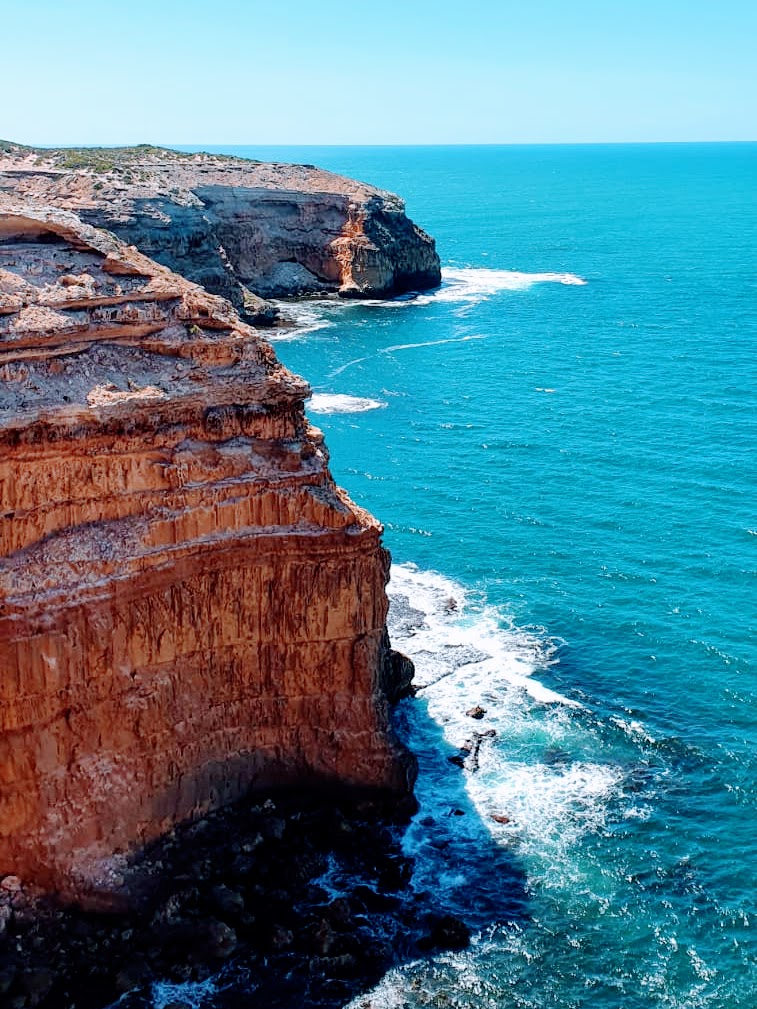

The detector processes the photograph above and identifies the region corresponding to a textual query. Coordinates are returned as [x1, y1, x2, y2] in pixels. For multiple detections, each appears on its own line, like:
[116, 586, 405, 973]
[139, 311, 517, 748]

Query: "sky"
[3, 0, 756, 145]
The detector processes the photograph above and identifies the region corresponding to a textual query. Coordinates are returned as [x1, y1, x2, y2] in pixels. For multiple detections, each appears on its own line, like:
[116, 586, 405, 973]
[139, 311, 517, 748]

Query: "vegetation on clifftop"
[0, 141, 259, 172]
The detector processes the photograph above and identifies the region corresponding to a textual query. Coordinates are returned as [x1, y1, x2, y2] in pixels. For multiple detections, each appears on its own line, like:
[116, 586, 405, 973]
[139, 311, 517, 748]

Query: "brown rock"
[205, 919, 237, 959]
[466, 705, 486, 719]
[0, 143, 441, 320]
[0, 202, 416, 902]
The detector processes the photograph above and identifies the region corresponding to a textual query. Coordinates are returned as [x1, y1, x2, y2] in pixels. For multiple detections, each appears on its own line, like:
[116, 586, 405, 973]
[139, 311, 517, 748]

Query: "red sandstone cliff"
[0, 201, 414, 902]
[0, 144, 441, 323]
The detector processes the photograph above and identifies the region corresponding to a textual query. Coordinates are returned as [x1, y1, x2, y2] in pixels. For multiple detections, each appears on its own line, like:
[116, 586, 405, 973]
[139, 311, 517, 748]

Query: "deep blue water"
[180, 144, 756, 1007]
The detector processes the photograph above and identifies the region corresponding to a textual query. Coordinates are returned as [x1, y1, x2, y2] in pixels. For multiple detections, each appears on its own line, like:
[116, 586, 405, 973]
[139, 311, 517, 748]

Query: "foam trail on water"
[328, 355, 370, 378]
[307, 393, 387, 414]
[382, 333, 487, 353]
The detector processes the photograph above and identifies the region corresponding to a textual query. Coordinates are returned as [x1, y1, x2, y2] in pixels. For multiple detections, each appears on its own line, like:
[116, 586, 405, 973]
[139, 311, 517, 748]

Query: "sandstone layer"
[0, 143, 441, 323]
[0, 201, 415, 902]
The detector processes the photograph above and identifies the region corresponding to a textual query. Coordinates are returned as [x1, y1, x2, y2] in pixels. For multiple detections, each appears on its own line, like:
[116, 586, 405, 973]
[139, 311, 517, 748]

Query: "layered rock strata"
[0, 144, 441, 322]
[0, 202, 414, 901]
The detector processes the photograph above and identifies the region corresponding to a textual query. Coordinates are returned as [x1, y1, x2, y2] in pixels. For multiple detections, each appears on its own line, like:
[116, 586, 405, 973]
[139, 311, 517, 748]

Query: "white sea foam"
[273, 266, 587, 339]
[387, 562, 622, 881]
[412, 266, 587, 306]
[343, 563, 627, 1008]
[269, 302, 336, 339]
[307, 393, 387, 414]
[388, 562, 572, 705]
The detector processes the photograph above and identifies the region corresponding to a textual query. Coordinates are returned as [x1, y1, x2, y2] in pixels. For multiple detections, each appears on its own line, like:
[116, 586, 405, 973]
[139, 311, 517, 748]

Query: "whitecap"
[307, 393, 387, 414]
[411, 266, 588, 307]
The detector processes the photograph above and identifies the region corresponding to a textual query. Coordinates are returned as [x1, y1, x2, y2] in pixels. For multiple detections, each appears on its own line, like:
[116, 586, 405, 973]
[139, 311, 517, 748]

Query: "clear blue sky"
[4, 0, 756, 145]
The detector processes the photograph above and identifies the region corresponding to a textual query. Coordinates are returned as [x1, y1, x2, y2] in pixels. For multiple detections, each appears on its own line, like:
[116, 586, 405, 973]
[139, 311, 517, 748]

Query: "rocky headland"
[0, 145, 454, 1007]
[0, 142, 441, 325]
[0, 201, 416, 915]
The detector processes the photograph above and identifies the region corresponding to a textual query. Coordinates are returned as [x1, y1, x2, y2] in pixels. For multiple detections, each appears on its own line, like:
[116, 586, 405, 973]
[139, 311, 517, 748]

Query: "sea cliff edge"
[0, 142, 442, 326]
[0, 198, 417, 906]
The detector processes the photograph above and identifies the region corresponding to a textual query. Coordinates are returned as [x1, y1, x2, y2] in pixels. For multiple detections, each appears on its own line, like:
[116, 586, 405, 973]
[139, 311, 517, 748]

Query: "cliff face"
[0, 202, 414, 902]
[0, 145, 441, 321]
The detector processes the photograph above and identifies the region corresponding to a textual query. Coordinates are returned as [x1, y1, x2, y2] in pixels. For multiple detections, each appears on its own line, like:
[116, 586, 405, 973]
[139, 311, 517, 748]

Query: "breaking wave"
[386, 563, 624, 885]
[272, 265, 587, 337]
[307, 393, 387, 414]
[414, 266, 587, 306]
[269, 302, 336, 339]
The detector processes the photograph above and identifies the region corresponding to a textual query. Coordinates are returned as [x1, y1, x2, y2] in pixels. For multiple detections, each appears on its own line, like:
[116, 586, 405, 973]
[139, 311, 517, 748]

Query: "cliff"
[0, 201, 415, 903]
[0, 143, 441, 324]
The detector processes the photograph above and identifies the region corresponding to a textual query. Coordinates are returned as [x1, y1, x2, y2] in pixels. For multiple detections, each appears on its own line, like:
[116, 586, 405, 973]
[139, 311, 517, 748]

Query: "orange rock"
[0, 144, 441, 319]
[0, 202, 415, 903]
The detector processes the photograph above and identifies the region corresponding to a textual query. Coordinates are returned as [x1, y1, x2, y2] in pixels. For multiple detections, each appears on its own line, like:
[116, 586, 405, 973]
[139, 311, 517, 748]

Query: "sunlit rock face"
[0, 202, 415, 902]
[0, 145, 441, 323]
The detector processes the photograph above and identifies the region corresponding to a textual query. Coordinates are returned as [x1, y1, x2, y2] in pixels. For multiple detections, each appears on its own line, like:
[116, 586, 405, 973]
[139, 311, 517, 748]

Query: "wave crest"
[307, 393, 387, 414]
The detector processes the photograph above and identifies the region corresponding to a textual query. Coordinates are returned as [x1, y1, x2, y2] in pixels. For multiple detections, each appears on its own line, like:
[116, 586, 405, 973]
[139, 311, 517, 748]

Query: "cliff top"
[0, 199, 292, 422]
[0, 140, 398, 211]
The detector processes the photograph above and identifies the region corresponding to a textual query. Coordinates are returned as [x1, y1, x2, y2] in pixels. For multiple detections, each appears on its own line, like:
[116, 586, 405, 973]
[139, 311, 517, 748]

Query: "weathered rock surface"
[0, 143, 441, 323]
[0, 200, 415, 902]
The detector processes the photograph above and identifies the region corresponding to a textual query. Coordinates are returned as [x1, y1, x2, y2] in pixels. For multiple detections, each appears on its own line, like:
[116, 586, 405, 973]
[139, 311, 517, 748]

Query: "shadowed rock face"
[0, 145, 441, 323]
[0, 201, 415, 903]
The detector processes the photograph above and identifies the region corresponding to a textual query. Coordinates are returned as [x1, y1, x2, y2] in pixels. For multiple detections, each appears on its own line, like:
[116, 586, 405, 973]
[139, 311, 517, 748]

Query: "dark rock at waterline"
[466, 705, 487, 720]
[418, 913, 471, 951]
[351, 885, 402, 913]
[0, 789, 427, 1009]
[209, 883, 245, 918]
[381, 638, 417, 704]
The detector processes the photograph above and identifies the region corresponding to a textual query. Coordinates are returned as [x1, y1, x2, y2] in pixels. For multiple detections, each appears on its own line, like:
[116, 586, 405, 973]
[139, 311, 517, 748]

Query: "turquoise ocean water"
[178, 144, 756, 1007]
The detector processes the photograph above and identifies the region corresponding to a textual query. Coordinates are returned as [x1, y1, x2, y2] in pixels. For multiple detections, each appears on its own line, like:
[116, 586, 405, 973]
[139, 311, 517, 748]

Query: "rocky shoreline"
[0, 156, 450, 1007]
[0, 789, 470, 1009]
[0, 142, 441, 326]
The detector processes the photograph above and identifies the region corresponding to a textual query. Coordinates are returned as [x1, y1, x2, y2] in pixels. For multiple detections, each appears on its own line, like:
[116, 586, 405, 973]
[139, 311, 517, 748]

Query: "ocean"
[176, 143, 757, 1007]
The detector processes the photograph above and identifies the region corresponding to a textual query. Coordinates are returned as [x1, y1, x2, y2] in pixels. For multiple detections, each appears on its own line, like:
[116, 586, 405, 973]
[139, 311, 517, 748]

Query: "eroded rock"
[0, 201, 416, 902]
[0, 143, 441, 322]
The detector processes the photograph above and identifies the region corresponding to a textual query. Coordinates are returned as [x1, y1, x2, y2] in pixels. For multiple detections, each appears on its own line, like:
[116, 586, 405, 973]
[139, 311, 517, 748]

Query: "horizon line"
[10, 139, 757, 150]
